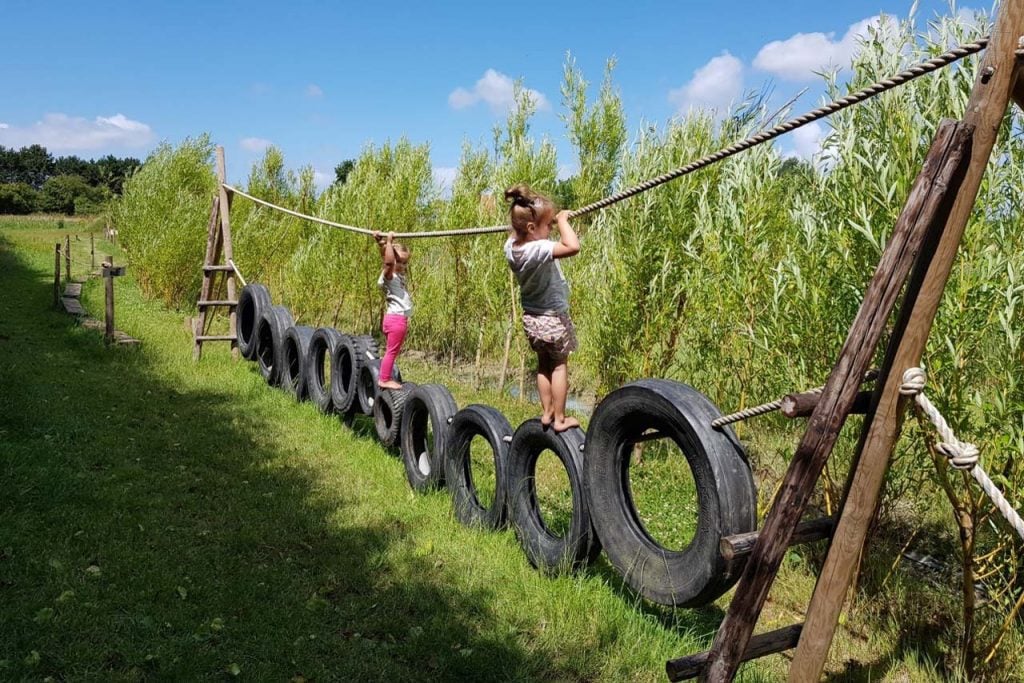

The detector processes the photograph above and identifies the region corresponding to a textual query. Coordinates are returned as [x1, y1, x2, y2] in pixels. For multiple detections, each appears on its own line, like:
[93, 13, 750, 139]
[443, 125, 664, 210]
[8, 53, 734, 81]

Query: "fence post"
[90, 232, 95, 270]
[104, 255, 115, 344]
[54, 243, 61, 308]
[64, 234, 71, 280]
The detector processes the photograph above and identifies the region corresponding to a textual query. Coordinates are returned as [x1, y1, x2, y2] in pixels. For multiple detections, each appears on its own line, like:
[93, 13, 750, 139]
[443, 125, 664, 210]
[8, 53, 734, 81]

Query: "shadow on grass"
[0, 234, 533, 681]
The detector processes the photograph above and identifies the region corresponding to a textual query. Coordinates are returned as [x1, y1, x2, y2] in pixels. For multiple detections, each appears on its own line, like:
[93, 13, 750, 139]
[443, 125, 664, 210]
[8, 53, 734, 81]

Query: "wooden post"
[64, 234, 71, 280]
[90, 232, 95, 270]
[104, 255, 115, 344]
[216, 146, 239, 358]
[789, 7, 1024, 679]
[53, 243, 61, 308]
[700, 119, 974, 682]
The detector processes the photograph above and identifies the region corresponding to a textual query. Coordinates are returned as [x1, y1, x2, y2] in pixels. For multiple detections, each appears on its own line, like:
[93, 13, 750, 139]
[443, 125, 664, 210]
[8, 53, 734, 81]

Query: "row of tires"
[236, 284, 759, 608]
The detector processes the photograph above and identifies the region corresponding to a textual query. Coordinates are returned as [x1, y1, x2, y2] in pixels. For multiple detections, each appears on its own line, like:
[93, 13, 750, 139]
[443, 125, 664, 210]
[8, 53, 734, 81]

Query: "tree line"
[0, 144, 141, 215]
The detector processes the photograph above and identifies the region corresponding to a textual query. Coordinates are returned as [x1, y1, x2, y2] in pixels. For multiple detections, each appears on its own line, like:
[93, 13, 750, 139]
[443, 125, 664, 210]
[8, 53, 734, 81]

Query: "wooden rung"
[195, 334, 237, 342]
[780, 390, 873, 419]
[197, 300, 238, 307]
[721, 517, 835, 563]
[64, 283, 82, 297]
[666, 624, 802, 681]
[202, 264, 234, 272]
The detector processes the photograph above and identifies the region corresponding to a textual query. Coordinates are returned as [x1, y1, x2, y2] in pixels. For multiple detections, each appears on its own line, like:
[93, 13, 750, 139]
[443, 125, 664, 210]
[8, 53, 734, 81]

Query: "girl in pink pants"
[373, 231, 412, 390]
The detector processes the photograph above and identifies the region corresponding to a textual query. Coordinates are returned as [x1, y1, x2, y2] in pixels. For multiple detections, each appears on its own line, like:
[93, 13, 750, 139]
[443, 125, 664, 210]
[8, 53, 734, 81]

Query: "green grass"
[0, 218, 997, 681]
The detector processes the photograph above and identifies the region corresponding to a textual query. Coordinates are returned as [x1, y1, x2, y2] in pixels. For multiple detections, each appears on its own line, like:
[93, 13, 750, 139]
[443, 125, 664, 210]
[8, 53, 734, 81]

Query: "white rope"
[223, 185, 509, 239]
[900, 367, 1024, 542]
[228, 258, 247, 287]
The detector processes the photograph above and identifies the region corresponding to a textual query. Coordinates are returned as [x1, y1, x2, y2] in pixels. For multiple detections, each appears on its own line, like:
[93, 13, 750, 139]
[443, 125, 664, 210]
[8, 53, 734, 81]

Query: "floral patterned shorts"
[522, 312, 578, 361]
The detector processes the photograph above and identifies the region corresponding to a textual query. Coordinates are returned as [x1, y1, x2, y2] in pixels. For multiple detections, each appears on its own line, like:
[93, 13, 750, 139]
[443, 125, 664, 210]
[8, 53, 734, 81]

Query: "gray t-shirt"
[378, 271, 413, 316]
[504, 237, 569, 315]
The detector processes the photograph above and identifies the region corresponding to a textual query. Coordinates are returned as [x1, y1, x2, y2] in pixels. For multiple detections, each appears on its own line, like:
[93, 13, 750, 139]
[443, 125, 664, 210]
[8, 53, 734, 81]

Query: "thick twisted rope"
[223, 185, 511, 239]
[712, 370, 878, 429]
[225, 37, 988, 239]
[900, 367, 1024, 542]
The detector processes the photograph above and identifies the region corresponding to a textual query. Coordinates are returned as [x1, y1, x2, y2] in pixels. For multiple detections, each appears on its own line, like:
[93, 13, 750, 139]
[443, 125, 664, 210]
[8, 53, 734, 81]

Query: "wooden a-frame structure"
[667, 2, 1024, 680]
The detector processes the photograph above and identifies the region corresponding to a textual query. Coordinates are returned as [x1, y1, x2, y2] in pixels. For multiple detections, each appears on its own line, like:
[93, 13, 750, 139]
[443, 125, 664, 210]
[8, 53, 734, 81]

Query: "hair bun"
[504, 183, 532, 205]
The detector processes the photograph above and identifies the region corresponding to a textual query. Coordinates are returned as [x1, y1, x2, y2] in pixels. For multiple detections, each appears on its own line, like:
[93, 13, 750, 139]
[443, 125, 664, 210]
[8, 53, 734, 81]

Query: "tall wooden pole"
[104, 255, 115, 344]
[64, 234, 71, 280]
[789, 6, 1024, 679]
[90, 232, 95, 270]
[216, 146, 239, 358]
[53, 243, 61, 308]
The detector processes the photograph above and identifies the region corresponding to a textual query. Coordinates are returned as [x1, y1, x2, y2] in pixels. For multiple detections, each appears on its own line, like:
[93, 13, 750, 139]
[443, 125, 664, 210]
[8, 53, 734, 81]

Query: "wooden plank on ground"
[699, 118, 973, 682]
[61, 297, 85, 316]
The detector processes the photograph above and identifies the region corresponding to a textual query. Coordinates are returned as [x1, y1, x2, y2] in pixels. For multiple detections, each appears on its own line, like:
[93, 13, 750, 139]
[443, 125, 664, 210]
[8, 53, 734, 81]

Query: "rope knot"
[900, 367, 927, 396]
[936, 440, 980, 470]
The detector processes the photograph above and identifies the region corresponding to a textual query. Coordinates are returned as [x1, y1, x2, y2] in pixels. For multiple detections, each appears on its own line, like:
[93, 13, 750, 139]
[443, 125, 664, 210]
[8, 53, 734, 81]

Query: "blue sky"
[1, 1, 980, 188]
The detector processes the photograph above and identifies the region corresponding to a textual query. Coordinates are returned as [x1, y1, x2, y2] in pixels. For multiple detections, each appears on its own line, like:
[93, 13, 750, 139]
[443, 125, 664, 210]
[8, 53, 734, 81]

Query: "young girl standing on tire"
[373, 231, 412, 390]
[504, 184, 580, 432]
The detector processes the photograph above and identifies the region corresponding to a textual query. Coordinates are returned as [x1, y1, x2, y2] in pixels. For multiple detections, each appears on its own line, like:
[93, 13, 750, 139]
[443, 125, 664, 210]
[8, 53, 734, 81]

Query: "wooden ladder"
[193, 146, 239, 360]
[670, 3, 1024, 680]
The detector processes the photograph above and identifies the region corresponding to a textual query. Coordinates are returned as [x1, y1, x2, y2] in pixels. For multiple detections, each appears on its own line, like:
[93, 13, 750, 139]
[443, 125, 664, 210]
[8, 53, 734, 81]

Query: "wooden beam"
[667, 625, 802, 681]
[216, 146, 239, 358]
[104, 254, 115, 344]
[720, 517, 834, 564]
[700, 118, 974, 682]
[53, 243, 61, 308]
[192, 195, 221, 360]
[780, 390, 872, 418]
[790, 5, 1024, 679]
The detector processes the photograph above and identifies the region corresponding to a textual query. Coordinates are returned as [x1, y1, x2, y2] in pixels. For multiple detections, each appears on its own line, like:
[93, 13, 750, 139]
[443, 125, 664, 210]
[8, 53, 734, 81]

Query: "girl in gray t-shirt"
[504, 184, 581, 432]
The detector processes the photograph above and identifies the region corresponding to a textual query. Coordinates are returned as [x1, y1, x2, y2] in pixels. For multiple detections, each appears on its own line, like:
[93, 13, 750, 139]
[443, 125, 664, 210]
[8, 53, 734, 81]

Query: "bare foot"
[378, 380, 402, 390]
[540, 413, 554, 430]
[553, 416, 580, 432]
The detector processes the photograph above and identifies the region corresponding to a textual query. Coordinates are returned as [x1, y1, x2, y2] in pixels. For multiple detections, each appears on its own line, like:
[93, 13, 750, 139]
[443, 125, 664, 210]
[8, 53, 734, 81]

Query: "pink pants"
[380, 313, 408, 382]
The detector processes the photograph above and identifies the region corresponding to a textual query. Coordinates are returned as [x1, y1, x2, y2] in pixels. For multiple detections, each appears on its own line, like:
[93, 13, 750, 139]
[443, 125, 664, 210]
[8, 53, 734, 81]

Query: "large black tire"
[236, 284, 272, 360]
[374, 383, 416, 448]
[583, 379, 757, 607]
[400, 384, 458, 492]
[329, 334, 360, 415]
[281, 325, 315, 400]
[305, 328, 344, 414]
[507, 420, 601, 573]
[356, 359, 381, 416]
[445, 405, 513, 530]
[255, 305, 294, 386]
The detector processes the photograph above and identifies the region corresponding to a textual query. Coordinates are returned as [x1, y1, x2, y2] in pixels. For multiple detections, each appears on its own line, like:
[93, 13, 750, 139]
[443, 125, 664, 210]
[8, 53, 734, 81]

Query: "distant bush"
[0, 182, 40, 214]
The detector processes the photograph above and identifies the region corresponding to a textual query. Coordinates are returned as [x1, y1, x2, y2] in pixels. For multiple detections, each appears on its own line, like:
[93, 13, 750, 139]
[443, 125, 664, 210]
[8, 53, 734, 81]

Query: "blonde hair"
[504, 184, 555, 236]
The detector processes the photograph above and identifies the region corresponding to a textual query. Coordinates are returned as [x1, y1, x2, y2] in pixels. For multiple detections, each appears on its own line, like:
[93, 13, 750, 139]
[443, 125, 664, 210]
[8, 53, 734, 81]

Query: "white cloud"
[313, 170, 333, 189]
[557, 163, 575, 181]
[306, 84, 324, 98]
[0, 113, 154, 151]
[753, 15, 897, 81]
[668, 52, 744, 114]
[448, 69, 550, 113]
[786, 121, 826, 160]
[240, 137, 272, 152]
[433, 166, 458, 196]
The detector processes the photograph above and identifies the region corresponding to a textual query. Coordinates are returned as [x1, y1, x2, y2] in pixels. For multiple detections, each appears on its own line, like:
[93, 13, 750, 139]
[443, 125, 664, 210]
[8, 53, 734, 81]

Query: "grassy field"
[0, 218, 969, 681]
